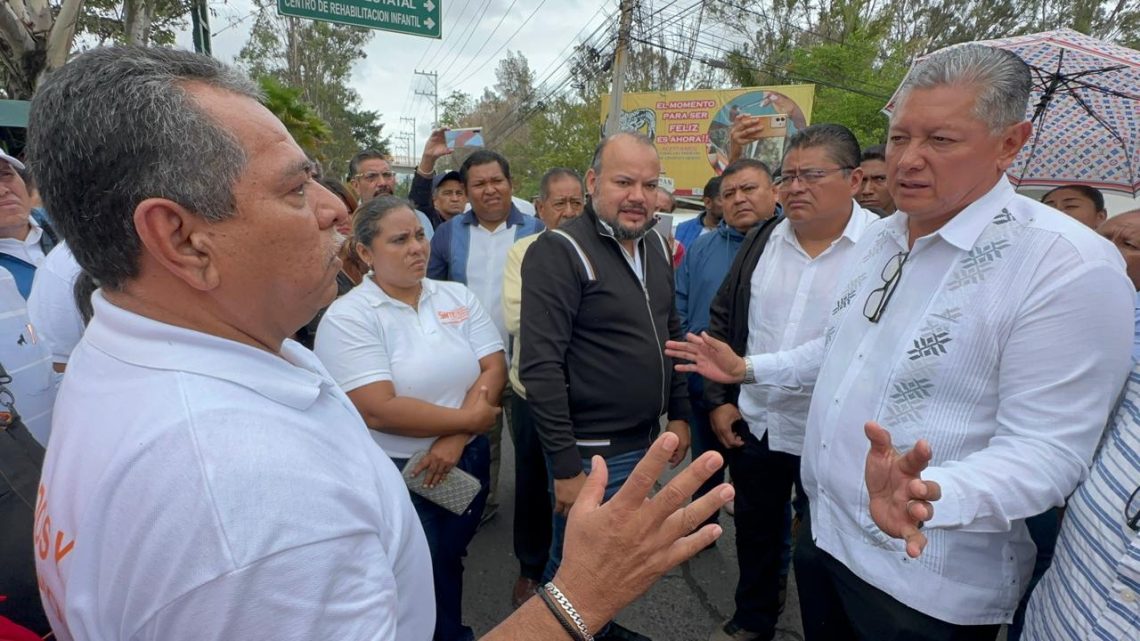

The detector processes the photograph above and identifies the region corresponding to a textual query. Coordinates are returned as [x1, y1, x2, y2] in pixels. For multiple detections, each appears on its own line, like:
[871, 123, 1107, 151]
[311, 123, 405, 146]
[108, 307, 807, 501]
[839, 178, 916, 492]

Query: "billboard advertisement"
[600, 85, 816, 196]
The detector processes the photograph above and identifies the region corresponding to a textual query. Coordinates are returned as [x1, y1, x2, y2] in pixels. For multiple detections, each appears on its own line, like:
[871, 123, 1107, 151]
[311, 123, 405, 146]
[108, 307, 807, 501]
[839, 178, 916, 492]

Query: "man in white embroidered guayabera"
[27, 46, 733, 641]
[666, 44, 1135, 641]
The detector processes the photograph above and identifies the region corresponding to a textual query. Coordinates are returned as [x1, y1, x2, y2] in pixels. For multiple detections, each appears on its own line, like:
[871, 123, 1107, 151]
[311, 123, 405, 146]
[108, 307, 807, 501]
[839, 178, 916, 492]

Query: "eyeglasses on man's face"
[354, 171, 396, 183]
[863, 251, 909, 323]
[775, 166, 852, 189]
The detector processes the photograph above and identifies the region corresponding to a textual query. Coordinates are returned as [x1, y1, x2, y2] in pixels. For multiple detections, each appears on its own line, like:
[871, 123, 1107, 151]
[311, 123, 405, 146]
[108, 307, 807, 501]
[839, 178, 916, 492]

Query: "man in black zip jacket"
[520, 132, 690, 641]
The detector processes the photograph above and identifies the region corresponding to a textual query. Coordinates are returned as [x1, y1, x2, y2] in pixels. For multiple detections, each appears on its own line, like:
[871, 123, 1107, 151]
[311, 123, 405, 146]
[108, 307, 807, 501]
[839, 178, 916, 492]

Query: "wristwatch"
[741, 357, 756, 385]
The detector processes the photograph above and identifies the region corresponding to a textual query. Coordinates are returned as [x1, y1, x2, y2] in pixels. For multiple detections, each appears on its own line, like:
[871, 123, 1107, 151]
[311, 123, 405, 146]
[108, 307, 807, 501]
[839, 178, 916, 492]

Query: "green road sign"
[277, 0, 441, 39]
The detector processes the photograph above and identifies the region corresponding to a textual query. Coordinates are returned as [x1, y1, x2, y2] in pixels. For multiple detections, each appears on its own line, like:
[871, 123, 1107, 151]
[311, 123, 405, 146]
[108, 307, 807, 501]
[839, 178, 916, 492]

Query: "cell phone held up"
[444, 127, 485, 150]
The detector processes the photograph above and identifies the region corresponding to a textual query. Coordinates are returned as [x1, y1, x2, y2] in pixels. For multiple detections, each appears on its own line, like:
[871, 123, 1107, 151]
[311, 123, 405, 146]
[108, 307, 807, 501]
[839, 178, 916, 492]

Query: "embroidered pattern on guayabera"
[882, 209, 1020, 433]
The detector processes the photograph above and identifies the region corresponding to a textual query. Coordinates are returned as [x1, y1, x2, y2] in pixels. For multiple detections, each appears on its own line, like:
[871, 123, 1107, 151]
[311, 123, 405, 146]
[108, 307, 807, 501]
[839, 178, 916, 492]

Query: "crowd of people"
[0, 40, 1137, 641]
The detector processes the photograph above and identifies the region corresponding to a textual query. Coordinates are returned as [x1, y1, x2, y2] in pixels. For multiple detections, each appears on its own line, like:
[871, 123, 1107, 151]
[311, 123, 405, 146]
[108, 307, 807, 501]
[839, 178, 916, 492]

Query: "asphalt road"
[460, 428, 806, 641]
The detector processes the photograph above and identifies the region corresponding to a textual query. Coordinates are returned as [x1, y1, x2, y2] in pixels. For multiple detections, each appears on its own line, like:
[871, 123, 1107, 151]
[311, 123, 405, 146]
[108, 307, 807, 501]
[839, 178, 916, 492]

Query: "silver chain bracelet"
[544, 582, 594, 641]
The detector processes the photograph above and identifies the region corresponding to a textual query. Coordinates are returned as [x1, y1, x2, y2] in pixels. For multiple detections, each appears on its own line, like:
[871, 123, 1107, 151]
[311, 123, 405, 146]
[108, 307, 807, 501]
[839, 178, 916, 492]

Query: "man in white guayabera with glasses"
[667, 44, 1134, 641]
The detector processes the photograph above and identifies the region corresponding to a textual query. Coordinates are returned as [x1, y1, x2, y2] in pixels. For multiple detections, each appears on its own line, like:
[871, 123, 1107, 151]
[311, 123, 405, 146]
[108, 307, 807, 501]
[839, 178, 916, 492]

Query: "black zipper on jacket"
[601, 233, 669, 417]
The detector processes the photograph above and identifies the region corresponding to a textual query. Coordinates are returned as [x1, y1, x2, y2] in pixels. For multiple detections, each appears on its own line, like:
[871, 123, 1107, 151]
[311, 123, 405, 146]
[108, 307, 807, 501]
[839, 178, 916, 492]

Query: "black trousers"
[724, 423, 801, 635]
[508, 393, 552, 581]
[794, 514, 1001, 641]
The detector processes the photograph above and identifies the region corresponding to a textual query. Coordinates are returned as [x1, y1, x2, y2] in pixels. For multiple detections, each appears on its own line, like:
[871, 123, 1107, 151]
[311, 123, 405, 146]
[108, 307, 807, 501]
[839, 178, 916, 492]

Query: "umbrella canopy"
[884, 29, 1140, 196]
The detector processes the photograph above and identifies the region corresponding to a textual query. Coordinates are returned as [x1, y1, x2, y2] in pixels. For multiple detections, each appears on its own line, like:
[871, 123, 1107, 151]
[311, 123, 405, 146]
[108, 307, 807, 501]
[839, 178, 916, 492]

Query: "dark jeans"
[1007, 507, 1061, 641]
[794, 513, 1001, 641]
[543, 447, 646, 583]
[724, 424, 802, 635]
[508, 393, 552, 581]
[688, 379, 725, 525]
[394, 436, 490, 641]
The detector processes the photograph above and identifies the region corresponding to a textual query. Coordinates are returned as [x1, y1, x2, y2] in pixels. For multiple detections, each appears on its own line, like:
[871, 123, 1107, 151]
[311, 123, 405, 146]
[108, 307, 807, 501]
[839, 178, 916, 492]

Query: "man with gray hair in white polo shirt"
[26, 45, 732, 641]
[668, 44, 1134, 641]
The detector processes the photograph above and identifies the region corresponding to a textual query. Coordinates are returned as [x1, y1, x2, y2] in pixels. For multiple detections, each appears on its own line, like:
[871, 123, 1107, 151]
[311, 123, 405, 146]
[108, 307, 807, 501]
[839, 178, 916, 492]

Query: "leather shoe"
[511, 576, 539, 610]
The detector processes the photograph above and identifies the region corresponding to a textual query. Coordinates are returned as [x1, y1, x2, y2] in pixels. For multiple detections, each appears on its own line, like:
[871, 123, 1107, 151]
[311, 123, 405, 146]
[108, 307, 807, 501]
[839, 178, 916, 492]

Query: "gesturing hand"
[552, 432, 733, 632]
[664, 332, 746, 384]
[864, 421, 941, 558]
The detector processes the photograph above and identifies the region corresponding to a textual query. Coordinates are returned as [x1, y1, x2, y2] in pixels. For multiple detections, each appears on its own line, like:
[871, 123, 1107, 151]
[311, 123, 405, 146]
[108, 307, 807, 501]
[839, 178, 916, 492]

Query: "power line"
[432, 0, 499, 82]
[426, 0, 483, 70]
[446, 0, 553, 87]
[440, 0, 523, 83]
[476, 6, 618, 134]
[481, 23, 617, 141]
[629, 35, 893, 100]
[417, 0, 477, 70]
[482, 1, 704, 145]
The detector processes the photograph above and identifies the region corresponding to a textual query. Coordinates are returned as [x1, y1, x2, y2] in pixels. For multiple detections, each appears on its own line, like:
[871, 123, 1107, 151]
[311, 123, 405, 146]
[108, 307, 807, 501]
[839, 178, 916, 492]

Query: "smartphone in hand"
[445, 127, 484, 149]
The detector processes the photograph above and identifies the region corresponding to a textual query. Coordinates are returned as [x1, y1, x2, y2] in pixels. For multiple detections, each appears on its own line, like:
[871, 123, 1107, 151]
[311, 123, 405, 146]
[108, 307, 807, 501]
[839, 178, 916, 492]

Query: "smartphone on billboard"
[445, 127, 484, 149]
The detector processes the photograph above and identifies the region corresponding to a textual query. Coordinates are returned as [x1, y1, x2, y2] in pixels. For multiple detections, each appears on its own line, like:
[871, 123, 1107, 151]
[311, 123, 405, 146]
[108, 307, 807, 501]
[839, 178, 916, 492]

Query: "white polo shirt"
[36, 293, 434, 641]
[0, 265, 56, 444]
[315, 277, 504, 459]
[27, 242, 85, 365]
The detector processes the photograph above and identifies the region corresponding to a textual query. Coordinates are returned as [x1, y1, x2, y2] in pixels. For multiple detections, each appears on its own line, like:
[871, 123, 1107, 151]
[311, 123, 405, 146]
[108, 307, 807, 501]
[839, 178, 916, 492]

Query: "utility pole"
[604, 0, 635, 136]
[414, 70, 439, 128]
[399, 117, 417, 165]
[397, 133, 415, 165]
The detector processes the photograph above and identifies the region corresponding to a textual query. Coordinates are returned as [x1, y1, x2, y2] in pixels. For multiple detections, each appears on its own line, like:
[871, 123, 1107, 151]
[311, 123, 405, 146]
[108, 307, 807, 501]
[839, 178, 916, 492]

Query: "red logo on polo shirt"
[438, 306, 470, 325]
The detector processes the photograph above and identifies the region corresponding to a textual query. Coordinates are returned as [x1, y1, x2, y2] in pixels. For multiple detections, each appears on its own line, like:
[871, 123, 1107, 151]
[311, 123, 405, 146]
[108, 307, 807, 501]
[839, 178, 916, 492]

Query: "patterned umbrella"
[884, 29, 1140, 196]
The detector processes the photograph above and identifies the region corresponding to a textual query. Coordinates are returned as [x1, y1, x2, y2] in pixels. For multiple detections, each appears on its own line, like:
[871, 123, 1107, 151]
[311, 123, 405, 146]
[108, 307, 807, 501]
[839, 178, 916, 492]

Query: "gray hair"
[783, 123, 861, 171]
[894, 45, 1031, 132]
[537, 167, 583, 201]
[590, 131, 657, 174]
[26, 46, 259, 290]
[354, 196, 417, 247]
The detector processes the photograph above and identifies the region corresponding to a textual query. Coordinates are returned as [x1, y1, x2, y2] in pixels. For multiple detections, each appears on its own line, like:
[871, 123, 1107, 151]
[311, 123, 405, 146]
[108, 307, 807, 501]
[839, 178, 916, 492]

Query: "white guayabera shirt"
[748, 177, 1135, 625]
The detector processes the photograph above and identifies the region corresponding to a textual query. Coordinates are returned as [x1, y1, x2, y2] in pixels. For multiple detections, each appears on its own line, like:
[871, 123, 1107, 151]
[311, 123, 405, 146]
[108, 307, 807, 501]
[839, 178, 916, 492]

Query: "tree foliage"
[258, 75, 331, 159]
[0, 0, 191, 98]
[237, 0, 389, 178]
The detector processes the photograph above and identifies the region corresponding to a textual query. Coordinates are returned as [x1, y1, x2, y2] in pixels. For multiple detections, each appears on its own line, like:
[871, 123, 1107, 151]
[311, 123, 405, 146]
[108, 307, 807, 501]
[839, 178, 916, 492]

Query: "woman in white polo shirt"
[315, 195, 506, 641]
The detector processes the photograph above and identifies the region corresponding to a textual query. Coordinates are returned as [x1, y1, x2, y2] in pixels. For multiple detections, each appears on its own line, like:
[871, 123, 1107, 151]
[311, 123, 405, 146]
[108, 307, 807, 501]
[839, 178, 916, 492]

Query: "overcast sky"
[175, 0, 612, 161]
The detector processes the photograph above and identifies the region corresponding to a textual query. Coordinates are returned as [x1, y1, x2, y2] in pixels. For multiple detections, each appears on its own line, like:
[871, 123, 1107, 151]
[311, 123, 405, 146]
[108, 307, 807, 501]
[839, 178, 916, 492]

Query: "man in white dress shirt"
[705, 126, 878, 641]
[668, 44, 1134, 640]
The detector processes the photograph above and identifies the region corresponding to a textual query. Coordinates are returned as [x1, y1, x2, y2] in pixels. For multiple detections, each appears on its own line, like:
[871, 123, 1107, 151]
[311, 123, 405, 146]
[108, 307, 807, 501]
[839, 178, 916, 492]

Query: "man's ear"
[847, 166, 865, 198]
[132, 198, 223, 291]
[997, 121, 1033, 170]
